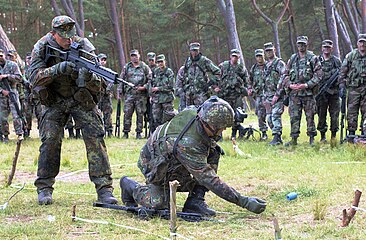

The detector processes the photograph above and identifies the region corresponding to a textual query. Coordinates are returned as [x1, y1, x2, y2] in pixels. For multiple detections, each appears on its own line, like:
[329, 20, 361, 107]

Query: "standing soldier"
[285, 36, 322, 146]
[263, 42, 287, 145]
[339, 33, 366, 139]
[148, 54, 175, 133]
[97, 53, 114, 137]
[217, 49, 248, 139]
[0, 49, 23, 143]
[175, 65, 186, 112]
[183, 42, 221, 106]
[248, 49, 268, 140]
[316, 40, 341, 142]
[28, 15, 117, 205]
[118, 49, 152, 139]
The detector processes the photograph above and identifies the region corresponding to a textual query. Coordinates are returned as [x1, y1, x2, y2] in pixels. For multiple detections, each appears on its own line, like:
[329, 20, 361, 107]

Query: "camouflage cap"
[147, 52, 156, 60]
[52, 15, 76, 38]
[297, 36, 308, 44]
[264, 42, 274, 50]
[98, 53, 107, 59]
[322, 39, 333, 47]
[198, 96, 234, 129]
[130, 49, 139, 56]
[255, 49, 265, 56]
[358, 33, 366, 42]
[156, 54, 165, 62]
[230, 49, 240, 57]
[189, 42, 200, 51]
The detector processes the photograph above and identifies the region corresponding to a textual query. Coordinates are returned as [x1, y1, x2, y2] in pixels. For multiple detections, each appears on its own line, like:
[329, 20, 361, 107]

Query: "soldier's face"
[297, 43, 307, 53]
[99, 58, 107, 67]
[130, 54, 140, 63]
[357, 40, 366, 53]
[53, 32, 73, 49]
[265, 49, 274, 59]
[255, 55, 264, 64]
[322, 46, 332, 54]
[157, 60, 165, 69]
[190, 50, 199, 58]
[0, 53, 5, 64]
[26, 57, 31, 65]
[148, 59, 155, 65]
[230, 55, 239, 64]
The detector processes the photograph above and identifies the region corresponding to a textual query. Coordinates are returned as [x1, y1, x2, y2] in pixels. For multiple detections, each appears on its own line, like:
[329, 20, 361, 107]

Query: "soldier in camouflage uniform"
[117, 49, 152, 139]
[28, 16, 117, 205]
[97, 53, 114, 137]
[316, 40, 342, 142]
[284, 36, 323, 146]
[148, 54, 175, 133]
[120, 96, 266, 216]
[339, 33, 366, 139]
[248, 49, 268, 140]
[0, 49, 24, 143]
[217, 49, 248, 139]
[146, 52, 157, 72]
[175, 66, 186, 112]
[263, 42, 287, 145]
[183, 42, 221, 106]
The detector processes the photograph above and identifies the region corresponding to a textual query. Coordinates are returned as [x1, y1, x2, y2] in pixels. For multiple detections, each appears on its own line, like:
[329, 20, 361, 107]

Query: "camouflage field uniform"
[316, 54, 341, 136]
[286, 51, 322, 138]
[264, 57, 286, 136]
[183, 54, 221, 106]
[148, 65, 175, 133]
[119, 61, 151, 135]
[175, 66, 186, 112]
[29, 31, 114, 195]
[0, 59, 24, 137]
[249, 61, 268, 133]
[98, 82, 114, 135]
[218, 59, 248, 138]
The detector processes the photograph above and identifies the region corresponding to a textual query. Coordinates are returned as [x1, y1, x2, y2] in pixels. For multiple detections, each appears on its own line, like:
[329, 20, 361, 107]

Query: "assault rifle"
[340, 87, 347, 143]
[45, 42, 134, 88]
[144, 100, 153, 138]
[115, 98, 121, 137]
[315, 69, 339, 101]
[93, 202, 216, 222]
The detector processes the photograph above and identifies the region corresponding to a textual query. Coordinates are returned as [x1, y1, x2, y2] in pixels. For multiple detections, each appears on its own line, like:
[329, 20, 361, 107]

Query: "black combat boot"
[68, 128, 75, 139]
[320, 132, 326, 143]
[3, 135, 9, 144]
[120, 176, 139, 207]
[331, 131, 337, 139]
[260, 131, 268, 141]
[309, 136, 315, 146]
[38, 189, 53, 205]
[136, 132, 142, 139]
[0, 134, 3, 142]
[284, 137, 297, 146]
[123, 132, 129, 139]
[182, 186, 216, 216]
[348, 130, 355, 143]
[97, 188, 118, 204]
[231, 129, 237, 140]
[75, 129, 82, 139]
[24, 129, 30, 138]
[269, 134, 283, 146]
[107, 130, 113, 138]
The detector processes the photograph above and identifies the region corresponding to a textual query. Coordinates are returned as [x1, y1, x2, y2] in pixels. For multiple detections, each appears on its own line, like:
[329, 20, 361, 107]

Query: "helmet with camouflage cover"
[198, 96, 234, 130]
[52, 15, 76, 38]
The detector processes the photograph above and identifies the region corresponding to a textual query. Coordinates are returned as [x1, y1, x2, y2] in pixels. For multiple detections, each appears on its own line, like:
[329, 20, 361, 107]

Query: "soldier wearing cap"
[249, 49, 268, 140]
[263, 42, 287, 145]
[182, 42, 221, 107]
[28, 15, 118, 205]
[97, 53, 114, 137]
[117, 49, 152, 139]
[284, 36, 323, 146]
[0, 48, 23, 143]
[339, 33, 366, 139]
[216, 49, 248, 139]
[316, 40, 341, 142]
[148, 54, 175, 133]
[146, 52, 157, 72]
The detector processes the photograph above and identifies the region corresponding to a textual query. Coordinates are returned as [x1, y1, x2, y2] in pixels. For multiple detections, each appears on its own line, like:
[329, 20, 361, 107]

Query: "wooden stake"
[169, 180, 180, 240]
[341, 189, 362, 227]
[72, 205, 76, 222]
[273, 217, 282, 240]
[7, 138, 23, 186]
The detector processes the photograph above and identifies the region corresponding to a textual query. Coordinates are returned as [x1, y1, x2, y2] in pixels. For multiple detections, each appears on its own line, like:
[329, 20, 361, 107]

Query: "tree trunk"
[0, 24, 23, 65]
[334, 7, 353, 54]
[362, 0, 366, 32]
[60, 0, 84, 37]
[119, 0, 128, 62]
[342, 0, 359, 40]
[324, 0, 340, 57]
[50, 0, 61, 15]
[78, 0, 85, 33]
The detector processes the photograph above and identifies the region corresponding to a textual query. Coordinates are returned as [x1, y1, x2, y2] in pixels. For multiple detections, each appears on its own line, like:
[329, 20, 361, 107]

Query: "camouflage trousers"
[34, 101, 113, 193]
[98, 93, 113, 132]
[347, 85, 366, 133]
[178, 95, 186, 112]
[0, 91, 24, 136]
[132, 144, 220, 209]
[223, 97, 245, 138]
[255, 96, 268, 132]
[316, 92, 340, 133]
[289, 95, 317, 137]
[265, 96, 284, 135]
[151, 101, 174, 132]
[185, 92, 208, 107]
[123, 94, 147, 133]
[24, 95, 34, 132]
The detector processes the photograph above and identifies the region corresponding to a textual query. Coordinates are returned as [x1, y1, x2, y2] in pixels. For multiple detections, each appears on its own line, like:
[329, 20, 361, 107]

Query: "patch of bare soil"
[4, 215, 34, 223]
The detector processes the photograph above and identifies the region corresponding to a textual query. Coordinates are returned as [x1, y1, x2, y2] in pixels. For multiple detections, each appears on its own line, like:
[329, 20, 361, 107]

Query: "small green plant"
[313, 198, 327, 220]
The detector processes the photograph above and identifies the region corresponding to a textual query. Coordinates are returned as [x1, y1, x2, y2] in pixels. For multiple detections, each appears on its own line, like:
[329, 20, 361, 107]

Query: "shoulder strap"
[172, 116, 196, 157]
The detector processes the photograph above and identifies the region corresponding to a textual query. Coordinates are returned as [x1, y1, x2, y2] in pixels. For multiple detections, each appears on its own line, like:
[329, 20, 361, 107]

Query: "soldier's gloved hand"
[239, 196, 266, 214]
[215, 144, 225, 155]
[52, 61, 75, 76]
[79, 67, 93, 81]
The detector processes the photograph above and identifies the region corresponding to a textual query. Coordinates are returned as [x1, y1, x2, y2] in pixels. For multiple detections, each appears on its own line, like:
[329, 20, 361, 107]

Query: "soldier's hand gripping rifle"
[315, 69, 339, 101]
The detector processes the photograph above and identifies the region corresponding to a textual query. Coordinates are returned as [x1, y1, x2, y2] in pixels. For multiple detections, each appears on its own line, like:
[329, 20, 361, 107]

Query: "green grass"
[0, 108, 365, 239]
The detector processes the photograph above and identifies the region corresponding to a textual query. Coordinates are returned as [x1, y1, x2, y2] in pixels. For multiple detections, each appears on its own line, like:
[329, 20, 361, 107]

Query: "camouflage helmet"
[147, 52, 156, 60]
[198, 96, 234, 129]
[52, 15, 76, 38]
[98, 53, 107, 60]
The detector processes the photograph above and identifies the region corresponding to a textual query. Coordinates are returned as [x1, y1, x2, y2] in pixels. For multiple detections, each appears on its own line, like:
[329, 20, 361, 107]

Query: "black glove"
[239, 196, 266, 214]
[52, 61, 76, 76]
[215, 144, 225, 156]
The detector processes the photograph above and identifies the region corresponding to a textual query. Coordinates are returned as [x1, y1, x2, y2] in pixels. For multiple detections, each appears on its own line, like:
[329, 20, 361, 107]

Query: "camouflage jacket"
[217, 60, 248, 99]
[318, 54, 341, 95]
[28, 32, 101, 104]
[339, 49, 366, 88]
[0, 60, 21, 92]
[175, 66, 185, 97]
[137, 109, 244, 206]
[285, 51, 322, 96]
[264, 57, 286, 98]
[249, 62, 266, 97]
[183, 53, 221, 95]
[148, 66, 175, 103]
[118, 61, 151, 96]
